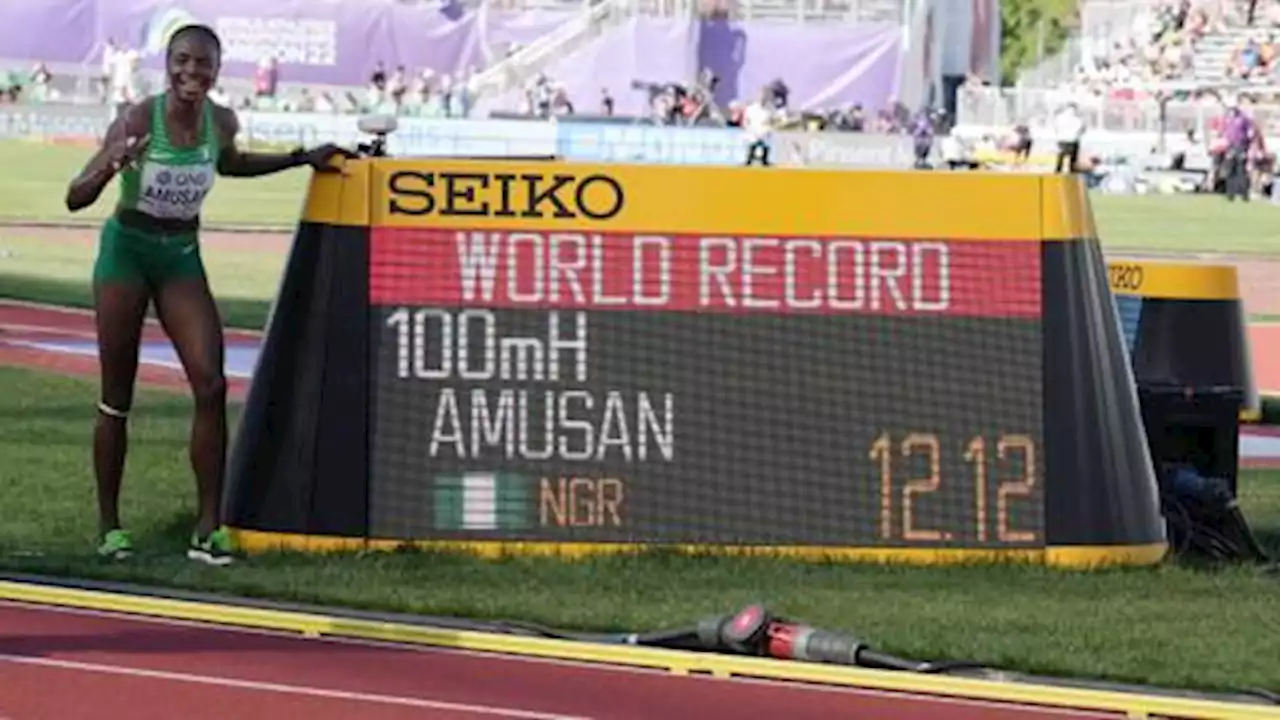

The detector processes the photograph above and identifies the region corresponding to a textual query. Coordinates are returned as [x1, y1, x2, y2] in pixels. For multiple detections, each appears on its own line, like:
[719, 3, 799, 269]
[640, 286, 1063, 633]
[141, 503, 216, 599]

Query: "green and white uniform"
[91, 93, 236, 566]
[93, 93, 220, 287]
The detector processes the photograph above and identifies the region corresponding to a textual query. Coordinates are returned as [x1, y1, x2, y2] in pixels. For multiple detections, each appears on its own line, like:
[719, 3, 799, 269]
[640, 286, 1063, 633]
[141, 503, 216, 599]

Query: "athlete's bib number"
[137, 162, 215, 220]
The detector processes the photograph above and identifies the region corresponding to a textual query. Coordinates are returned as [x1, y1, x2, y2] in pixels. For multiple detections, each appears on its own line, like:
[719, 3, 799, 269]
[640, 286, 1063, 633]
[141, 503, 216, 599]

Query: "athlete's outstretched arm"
[213, 106, 353, 178]
[65, 103, 151, 212]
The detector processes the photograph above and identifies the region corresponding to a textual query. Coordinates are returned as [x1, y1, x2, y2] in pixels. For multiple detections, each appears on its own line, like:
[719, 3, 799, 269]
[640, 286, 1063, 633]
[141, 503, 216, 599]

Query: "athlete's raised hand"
[108, 133, 151, 171]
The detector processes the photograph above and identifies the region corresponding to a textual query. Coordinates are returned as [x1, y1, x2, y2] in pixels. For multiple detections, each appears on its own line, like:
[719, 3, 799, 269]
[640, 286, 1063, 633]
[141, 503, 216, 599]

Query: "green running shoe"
[187, 526, 234, 566]
[97, 529, 133, 560]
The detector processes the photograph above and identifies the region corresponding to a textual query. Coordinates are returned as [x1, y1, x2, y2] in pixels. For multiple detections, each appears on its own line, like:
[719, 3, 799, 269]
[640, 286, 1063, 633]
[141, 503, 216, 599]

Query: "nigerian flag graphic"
[433, 472, 533, 531]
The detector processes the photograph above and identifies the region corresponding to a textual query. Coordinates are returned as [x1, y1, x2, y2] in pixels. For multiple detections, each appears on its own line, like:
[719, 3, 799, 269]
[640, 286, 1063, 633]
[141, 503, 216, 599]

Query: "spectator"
[28, 62, 53, 103]
[363, 62, 387, 109]
[1185, 6, 1212, 38]
[940, 133, 977, 170]
[100, 38, 117, 104]
[724, 100, 744, 127]
[411, 69, 434, 105]
[0, 68, 22, 103]
[767, 78, 789, 110]
[254, 56, 278, 104]
[696, 67, 720, 100]
[109, 42, 139, 107]
[550, 85, 574, 117]
[742, 86, 777, 166]
[600, 88, 614, 116]
[366, 62, 388, 110]
[455, 68, 477, 118]
[1011, 122, 1033, 165]
[910, 109, 935, 169]
[1221, 100, 1258, 200]
[1249, 125, 1275, 197]
[529, 73, 553, 117]
[1261, 34, 1279, 73]
[438, 73, 456, 117]
[388, 65, 408, 107]
[826, 104, 865, 131]
[1228, 37, 1266, 78]
[851, 104, 869, 131]
[295, 87, 316, 113]
[1053, 102, 1086, 173]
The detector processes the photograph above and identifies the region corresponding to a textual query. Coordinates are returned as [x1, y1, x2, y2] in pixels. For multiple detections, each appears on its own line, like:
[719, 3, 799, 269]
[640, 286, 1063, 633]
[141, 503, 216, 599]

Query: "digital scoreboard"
[367, 230, 1045, 547]
[224, 160, 1168, 567]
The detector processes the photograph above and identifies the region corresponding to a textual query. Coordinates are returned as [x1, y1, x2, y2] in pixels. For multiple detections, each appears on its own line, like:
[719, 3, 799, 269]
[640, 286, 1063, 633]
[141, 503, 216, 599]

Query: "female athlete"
[65, 24, 353, 565]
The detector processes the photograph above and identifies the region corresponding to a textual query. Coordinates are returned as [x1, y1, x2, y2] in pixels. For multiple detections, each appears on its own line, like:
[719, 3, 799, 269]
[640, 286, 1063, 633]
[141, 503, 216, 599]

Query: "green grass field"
[2, 139, 1278, 333]
[0, 368, 1276, 692]
[1, 139, 1279, 252]
[0, 140, 306, 228]
[0, 236, 281, 330]
[2, 139, 1280, 695]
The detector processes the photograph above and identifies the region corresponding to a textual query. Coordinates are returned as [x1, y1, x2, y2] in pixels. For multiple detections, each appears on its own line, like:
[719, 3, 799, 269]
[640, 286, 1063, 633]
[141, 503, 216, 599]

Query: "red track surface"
[1252, 322, 1280, 394]
[1, 300, 1277, 399]
[0, 301, 1275, 717]
[0, 600, 1124, 720]
[0, 301, 254, 399]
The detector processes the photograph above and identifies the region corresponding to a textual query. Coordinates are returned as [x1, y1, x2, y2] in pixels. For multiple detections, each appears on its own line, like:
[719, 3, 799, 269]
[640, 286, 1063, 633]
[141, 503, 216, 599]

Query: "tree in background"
[1000, 0, 1079, 85]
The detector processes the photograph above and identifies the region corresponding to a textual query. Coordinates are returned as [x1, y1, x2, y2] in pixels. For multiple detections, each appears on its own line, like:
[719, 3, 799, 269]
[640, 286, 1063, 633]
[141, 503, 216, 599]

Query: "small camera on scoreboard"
[356, 113, 398, 158]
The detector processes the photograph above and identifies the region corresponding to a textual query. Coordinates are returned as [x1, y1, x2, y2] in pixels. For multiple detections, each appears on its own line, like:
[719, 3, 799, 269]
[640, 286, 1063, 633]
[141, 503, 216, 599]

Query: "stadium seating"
[1192, 26, 1280, 82]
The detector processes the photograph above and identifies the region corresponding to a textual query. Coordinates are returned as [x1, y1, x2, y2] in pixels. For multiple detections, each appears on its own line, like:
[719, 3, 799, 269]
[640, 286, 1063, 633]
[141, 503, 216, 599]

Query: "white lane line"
[0, 323, 97, 340]
[0, 601, 1119, 718]
[0, 299, 264, 338]
[0, 336, 254, 379]
[0, 299, 99, 318]
[0, 653, 590, 720]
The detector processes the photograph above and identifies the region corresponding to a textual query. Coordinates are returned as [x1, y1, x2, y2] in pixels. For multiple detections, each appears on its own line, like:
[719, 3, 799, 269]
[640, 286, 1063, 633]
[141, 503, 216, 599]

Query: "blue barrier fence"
[0, 104, 916, 169]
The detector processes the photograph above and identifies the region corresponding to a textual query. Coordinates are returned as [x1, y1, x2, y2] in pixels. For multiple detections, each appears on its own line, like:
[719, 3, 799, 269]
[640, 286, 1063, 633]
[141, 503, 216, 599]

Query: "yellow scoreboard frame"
[224, 161, 1169, 569]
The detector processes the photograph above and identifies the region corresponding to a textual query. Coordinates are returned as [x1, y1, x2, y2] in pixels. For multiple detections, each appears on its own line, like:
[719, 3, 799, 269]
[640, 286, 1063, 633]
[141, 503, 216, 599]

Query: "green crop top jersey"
[93, 93, 221, 287]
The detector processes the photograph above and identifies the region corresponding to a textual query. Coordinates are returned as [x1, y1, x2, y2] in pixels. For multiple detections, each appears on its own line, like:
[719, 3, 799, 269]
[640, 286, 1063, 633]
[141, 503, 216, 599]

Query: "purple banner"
[0, 0, 574, 86]
[0, 0, 96, 65]
[698, 20, 903, 111]
[498, 17, 902, 117]
[531, 17, 699, 117]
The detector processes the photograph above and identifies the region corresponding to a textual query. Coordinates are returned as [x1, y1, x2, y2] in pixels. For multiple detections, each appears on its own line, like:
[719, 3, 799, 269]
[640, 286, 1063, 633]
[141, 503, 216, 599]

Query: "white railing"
[468, 0, 901, 22]
[1078, 0, 1256, 42]
[470, 0, 648, 102]
[956, 84, 1280, 136]
[1015, 36, 1085, 89]
[726, 0, 903, 23]
[1078, 0, 1165, 44]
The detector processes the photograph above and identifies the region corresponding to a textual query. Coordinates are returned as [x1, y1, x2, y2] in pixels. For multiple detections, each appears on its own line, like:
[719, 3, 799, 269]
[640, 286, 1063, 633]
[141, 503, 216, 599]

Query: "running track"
[0, 301, 256, 399]
[1, 301, 1279, 400]
[0, 600, 1128, 720]
[0, 302, 1275, 718]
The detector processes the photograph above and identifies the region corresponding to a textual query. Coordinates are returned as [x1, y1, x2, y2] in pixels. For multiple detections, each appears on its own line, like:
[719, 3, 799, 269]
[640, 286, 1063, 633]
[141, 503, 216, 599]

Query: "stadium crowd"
[0, 25, 932, 143]
[512, 69, 926, 133]
[1069, 1, 1218, 97]
[1040, 0, 1280, 102]
[951, 0, 1278, 199]
[1, 0, 1276, 193]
